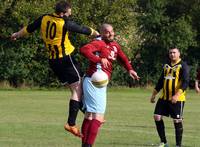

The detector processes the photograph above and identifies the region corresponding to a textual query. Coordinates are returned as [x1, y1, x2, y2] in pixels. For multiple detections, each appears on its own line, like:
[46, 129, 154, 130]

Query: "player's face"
[64, 8, 72, 17]
[169, 48, 180, 62]
[102, 26, 115, 42]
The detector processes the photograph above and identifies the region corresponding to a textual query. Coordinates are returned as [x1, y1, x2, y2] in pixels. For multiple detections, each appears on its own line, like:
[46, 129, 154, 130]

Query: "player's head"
[168, 47, 181, 63]
[100, 23, 115, 42]
[55, 1, 71, 17]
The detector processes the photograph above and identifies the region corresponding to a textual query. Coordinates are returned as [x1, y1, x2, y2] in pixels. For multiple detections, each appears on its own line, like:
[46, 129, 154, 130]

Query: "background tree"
[0, 0, 199, 88]
[0, 0, 140, 87]
[136, 0, 199, 87]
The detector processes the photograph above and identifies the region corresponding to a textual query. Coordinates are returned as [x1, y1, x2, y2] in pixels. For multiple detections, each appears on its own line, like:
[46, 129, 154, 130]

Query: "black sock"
[155, 120, 167, 143]
[79, 100, 86, 114]
[67, 100, 80, 126]
[174, 122, 183, 146]
[82, 143, 92, 147]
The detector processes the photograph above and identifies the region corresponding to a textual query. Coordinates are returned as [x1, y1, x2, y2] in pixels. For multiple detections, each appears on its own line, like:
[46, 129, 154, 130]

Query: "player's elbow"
[80, 47, 88, 56]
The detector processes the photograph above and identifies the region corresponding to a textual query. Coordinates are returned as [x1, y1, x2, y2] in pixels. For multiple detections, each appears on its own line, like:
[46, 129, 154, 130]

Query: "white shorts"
[82, 77, 107, 114]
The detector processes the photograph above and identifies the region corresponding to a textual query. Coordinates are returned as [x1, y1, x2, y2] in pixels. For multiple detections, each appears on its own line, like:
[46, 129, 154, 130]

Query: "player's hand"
[150, 96, 156, 103]
[195, 87, 200, 93]
[129, 70, 140, 80]
[89, 33, 100, 41]
[150, 89, 158, 103]
[11, 32, 18, 41]
[90, 29, 100, 38]
[93, 30, 100, 37]
[101, 58, 110, 69]
[171, 94, 178, 104]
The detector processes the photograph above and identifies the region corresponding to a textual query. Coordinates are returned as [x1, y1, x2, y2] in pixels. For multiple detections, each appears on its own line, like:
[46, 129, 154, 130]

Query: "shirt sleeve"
[65, 20, 92, 35]
[155, 69, 164, 92]
[116, 44, 133, 71]
[180, 62, 190, 91]
[26, 15, 43, 33]
[80, 41, 101, 63]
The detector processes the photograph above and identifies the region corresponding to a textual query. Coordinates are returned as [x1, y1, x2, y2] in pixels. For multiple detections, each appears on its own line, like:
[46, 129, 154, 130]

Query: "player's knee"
[173, 119, 183, 123]
[69, 88, 82, 101]
[154, 114, 162, 121]
[93, 113, 104, 123]
[85, 112, 92, 119]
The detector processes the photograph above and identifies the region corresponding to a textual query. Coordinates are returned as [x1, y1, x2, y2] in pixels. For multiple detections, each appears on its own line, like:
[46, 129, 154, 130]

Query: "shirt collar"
[171, 58, 181, 66]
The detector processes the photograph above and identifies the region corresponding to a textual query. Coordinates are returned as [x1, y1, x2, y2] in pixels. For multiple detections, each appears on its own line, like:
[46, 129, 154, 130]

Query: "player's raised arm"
[11, 27, 28, 40]
[65, 20, 99, 37]
[11, 15, 43, 40]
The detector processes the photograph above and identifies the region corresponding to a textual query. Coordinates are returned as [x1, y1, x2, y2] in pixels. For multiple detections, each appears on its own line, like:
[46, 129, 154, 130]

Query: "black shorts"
[154, 99, 185, 119]
[49, 55, 83, 85]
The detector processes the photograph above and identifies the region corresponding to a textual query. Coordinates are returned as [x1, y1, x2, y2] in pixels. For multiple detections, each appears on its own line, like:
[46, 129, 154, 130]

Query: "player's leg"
[49, 56, 83, 137]
[154, 99, 168, 146]
[154, 115, 168, 146]
[82, 112, 92, 145]
[81, 76, 106, 146]
[67, 81, 82, 124]
[87, 113, 103, 145]
[173, 119, 183, 147]
[81, 77, 95, 146]
[64, 81, 83, 137]
[170, 101, 184, 147]
[54, 55, 84, 137]
[82, 143, 92, 147]
[82, 113, 103, 147]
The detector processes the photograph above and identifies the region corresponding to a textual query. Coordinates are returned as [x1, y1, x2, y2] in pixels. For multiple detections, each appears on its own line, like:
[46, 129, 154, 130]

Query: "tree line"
[0, 0, 199, 88]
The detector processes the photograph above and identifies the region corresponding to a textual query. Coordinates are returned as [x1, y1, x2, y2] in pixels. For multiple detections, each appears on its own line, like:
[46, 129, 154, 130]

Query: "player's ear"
[60, 12, 64, 17]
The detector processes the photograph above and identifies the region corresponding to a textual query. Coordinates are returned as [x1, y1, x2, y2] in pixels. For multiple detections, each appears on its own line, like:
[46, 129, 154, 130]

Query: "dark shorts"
[49, 55, 83, 85]
[154, 99, 185, 119]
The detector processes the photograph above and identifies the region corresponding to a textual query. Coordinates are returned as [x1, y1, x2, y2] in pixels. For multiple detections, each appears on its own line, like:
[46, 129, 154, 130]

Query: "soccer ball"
[91, 70, 109, 88]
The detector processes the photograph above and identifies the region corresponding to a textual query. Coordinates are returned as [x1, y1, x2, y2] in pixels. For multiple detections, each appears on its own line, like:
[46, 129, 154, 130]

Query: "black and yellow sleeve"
[64, 20, 94, 35]
[180, 61, 190, 91]
[26, 15, 43, 33]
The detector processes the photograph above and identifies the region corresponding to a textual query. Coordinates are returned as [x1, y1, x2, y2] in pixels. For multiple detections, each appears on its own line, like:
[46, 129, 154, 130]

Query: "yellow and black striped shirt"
[24, 13, 93, 59]
[155, 59, 189, 101]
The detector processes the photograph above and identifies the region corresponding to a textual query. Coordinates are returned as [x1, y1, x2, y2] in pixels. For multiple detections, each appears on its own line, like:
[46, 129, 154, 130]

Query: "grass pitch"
[0, 88, 199, 147]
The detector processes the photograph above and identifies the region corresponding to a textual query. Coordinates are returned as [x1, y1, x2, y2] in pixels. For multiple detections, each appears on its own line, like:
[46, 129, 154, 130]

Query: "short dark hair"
[55, 1, 71, 14]
[169, 47, 180, 52]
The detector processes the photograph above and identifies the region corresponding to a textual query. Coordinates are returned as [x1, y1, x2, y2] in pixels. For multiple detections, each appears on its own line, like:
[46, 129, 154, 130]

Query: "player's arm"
[180, 62, 190, 91]
[195, 69, 200, 93]
[116, 45, 139, 80]
[150, 89, 159, 103]
[195, 80, 200, 93]
[155, 70, 164, 92]
[11, 27, 28, 40]
[150, 70, 164, 103]
[128, 70, 140, 80]
[65, 20, 99, 37]
[80, 42, 102, 63]
[172, 62, 190, 103]
[80, 42, 110, 67]
[11, 16, 43, 40]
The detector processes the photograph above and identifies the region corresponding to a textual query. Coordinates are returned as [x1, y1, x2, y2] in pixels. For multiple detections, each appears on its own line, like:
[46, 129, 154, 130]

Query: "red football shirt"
[80, 40, 134, 79]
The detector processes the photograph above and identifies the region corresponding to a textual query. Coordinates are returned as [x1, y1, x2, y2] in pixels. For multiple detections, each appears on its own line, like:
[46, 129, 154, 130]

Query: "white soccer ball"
[91, 70, 109, 88]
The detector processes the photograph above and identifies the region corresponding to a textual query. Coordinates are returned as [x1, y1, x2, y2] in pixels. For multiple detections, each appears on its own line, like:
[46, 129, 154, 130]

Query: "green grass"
[0, 88, 199, 147]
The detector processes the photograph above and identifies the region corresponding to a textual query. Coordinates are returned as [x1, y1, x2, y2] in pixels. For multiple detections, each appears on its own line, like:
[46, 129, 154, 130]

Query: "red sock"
[81, 118, 92, 143]
[86, 119, 102, 145]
